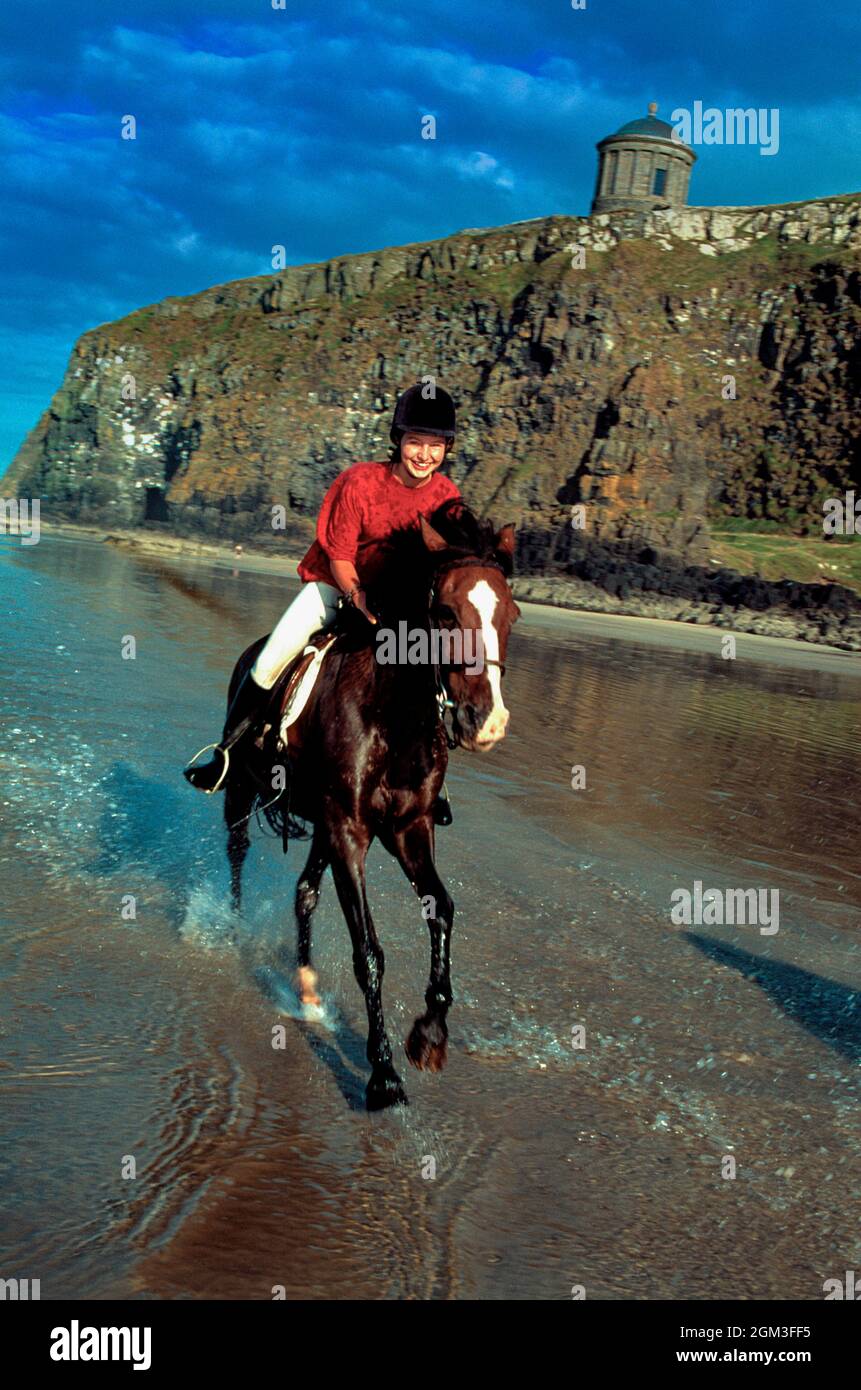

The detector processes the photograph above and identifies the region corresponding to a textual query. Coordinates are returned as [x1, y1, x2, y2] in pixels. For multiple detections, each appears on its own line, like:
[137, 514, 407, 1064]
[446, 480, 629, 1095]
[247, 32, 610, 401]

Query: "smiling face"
[395, 431, 449, 486]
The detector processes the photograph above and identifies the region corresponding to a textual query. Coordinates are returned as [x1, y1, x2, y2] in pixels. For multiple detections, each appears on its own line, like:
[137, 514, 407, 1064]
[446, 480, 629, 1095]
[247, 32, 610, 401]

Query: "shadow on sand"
[687, 933, 861, 1064]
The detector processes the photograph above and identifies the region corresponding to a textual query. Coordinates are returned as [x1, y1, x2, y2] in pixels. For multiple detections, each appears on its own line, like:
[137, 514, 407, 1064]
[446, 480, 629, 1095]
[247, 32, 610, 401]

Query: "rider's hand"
[352, 589, 377, 625]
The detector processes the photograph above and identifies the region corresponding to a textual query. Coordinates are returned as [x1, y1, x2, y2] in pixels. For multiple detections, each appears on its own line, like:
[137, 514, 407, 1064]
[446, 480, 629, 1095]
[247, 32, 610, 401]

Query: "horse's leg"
[328, 821, 407, 1110]
[225, 777, 254, 913]
[392, 818, 454, 1073]
[294, 824, 328, 1007]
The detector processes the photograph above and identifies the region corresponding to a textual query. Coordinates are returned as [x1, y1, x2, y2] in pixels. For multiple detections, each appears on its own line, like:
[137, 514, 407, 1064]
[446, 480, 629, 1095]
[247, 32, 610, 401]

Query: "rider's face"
[399, 432, 448, 483]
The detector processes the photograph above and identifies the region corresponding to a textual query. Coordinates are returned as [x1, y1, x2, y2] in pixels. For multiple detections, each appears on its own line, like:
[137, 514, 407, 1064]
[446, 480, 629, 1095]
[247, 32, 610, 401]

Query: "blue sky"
[2, 0, 859, 472]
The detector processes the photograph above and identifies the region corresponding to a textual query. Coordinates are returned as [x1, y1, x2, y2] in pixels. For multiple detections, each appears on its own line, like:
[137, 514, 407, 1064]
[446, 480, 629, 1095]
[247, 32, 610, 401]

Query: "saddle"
[258, 628, 339, 755]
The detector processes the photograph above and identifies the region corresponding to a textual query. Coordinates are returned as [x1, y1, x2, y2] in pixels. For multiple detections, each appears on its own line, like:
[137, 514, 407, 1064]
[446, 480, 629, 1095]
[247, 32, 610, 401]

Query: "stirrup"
[184, 742, 230, 794]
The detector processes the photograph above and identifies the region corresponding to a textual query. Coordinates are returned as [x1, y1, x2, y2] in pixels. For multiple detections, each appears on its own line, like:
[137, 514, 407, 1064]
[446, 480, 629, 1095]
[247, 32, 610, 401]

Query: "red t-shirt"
[298, 460, 461, 588]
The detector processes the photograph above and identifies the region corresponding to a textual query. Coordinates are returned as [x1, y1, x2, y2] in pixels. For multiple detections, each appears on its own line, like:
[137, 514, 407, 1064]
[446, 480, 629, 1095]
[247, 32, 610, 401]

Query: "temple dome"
[615, 113, 677, 141]
[590, 102, 696, 216]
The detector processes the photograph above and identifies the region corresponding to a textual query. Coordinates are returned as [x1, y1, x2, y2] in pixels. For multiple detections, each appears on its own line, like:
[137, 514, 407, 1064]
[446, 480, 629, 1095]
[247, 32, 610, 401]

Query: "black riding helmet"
[390, 382, 456, 444]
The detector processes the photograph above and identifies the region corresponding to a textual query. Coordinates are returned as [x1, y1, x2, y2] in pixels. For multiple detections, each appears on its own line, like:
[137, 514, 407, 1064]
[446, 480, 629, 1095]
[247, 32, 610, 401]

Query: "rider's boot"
[184, 669, 269, 793]
[432, 782, 453, 827]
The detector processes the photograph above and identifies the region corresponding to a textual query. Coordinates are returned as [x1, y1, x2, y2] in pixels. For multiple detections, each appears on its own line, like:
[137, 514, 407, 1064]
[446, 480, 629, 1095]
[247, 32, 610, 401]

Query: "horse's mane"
[425, 499, 509, 571]
[365, 501, 510, 617]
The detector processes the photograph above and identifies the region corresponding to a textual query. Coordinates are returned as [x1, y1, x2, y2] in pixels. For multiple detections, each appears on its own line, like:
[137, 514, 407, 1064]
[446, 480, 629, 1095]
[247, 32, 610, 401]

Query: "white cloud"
[447, 150, 515, 190]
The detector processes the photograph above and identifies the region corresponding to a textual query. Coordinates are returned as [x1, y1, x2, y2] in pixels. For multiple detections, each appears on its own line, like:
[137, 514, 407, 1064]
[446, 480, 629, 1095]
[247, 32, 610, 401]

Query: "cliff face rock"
[5, 194, 861, 569]
[575, 195, 861, 257]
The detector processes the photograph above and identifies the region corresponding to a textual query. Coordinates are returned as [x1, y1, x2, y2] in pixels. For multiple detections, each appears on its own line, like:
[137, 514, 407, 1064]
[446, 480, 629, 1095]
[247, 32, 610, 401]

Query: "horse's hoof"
[405, 1015, 448, 1073]
[295, 966, 321, 1008]
[366, 1068, 409, 1111]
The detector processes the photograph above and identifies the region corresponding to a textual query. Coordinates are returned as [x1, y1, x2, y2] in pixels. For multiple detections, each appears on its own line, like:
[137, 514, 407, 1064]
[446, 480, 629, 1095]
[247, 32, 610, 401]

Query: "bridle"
[428, 554, 509, 747]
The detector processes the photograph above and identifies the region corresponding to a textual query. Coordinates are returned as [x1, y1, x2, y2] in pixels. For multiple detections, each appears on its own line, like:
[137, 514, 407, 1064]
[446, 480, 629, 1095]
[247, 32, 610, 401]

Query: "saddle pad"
[279, 634, 338, 742]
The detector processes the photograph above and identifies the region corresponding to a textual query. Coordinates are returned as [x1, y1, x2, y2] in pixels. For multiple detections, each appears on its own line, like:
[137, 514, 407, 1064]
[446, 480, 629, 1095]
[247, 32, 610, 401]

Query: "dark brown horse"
[223, 501, 520, 1109]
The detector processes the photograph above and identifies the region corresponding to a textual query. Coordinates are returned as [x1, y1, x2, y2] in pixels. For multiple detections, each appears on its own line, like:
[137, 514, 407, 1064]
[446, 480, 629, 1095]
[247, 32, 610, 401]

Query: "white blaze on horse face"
[466, 579, 510, 746]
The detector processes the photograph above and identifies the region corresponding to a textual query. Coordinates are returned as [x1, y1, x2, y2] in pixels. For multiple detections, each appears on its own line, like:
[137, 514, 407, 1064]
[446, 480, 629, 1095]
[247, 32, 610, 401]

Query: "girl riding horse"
[183, 386, 521, 1108]
[184, 383, 461, 824]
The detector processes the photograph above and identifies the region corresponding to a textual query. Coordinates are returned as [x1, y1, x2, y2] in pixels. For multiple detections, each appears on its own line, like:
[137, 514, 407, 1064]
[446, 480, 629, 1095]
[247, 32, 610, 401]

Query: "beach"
[0, 530, 858, 1298]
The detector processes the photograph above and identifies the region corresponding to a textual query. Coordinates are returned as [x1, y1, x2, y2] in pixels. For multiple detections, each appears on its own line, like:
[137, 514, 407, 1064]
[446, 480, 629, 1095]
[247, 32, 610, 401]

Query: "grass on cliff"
[606, 232, 852, 298]
[710, 531, 861, 593]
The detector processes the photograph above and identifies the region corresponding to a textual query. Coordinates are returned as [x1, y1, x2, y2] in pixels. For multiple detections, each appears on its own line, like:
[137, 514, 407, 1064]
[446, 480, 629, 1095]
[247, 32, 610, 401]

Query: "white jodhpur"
[251, 580, 342, 690]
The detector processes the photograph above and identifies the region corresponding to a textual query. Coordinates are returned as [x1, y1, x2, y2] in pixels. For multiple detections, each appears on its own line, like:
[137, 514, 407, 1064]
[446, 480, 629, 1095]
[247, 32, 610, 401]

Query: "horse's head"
[420, 509, 521, 752]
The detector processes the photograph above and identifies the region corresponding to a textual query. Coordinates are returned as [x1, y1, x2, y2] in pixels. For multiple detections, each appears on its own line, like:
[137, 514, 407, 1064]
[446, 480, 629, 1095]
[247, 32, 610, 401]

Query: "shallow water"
[1, 534, 859, 1300]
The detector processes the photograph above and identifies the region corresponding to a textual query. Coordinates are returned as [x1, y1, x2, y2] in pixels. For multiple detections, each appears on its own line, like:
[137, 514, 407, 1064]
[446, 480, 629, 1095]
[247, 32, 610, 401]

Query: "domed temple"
[591, 102, 696, 215]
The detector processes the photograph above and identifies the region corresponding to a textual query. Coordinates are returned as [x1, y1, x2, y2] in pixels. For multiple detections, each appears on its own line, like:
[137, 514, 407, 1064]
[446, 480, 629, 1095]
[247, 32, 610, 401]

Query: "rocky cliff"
[5, 193, 861, 573]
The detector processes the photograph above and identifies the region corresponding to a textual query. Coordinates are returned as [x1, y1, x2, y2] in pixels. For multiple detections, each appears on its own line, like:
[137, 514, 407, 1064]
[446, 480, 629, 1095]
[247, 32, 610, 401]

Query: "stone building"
[591, 102, 696, 215]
